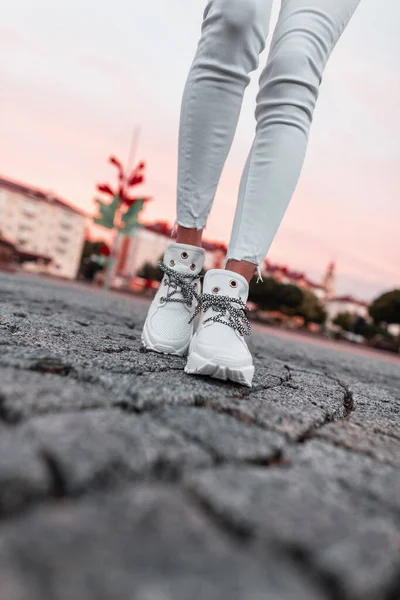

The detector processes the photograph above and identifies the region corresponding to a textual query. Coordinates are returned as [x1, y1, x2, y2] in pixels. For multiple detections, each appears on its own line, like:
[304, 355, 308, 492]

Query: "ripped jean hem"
[226, 249, 263, 282]
[176, 219, 205, 232]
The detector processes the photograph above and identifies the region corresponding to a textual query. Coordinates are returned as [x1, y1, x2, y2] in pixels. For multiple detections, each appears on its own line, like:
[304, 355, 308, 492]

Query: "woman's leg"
[142, 0, 272, 357]
[176, 0, 273, 245]
[185, 0, 360, 386]
[226, 0, 361, 279]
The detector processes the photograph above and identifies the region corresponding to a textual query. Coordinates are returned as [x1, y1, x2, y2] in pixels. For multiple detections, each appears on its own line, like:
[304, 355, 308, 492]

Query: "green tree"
[249, 277, 278, 310]
[353, 317, 393, 341]
[80, 240, 110, 263]
[137, 261, 163, 282]
[93, 196, 119, 229]
[249, 277, 303, 312]
[119, 200, 145, 236]
[292, 289, 327, 325]
[333, 311, 353, 332]
[277, 284, 304, 310]
[369, 289, 400, 326]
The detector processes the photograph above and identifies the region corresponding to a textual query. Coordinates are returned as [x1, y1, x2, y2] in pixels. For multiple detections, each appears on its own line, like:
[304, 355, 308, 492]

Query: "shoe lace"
[189, 293, 252, 336]
[158, 260, 200, 307]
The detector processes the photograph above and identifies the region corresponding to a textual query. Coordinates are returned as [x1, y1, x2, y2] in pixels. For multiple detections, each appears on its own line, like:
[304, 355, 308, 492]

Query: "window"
[60, 222, 72, 231]
[0, 189, 6, 211]
[18, 223, 33, 232]
[23, 201, 37, 217]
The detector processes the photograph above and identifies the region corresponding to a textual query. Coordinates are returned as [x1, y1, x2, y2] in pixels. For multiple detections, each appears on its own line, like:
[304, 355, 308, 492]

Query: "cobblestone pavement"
[0, 272, 399, 600]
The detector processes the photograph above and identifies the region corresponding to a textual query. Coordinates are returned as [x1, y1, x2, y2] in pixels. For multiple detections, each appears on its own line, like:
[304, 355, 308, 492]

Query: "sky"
[0, 0, 399, 300]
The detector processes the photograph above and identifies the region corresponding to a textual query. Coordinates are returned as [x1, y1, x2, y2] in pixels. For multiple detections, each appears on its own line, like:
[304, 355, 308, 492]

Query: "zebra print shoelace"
[158, 261, 200, 307]
[189, 293, 252, 336]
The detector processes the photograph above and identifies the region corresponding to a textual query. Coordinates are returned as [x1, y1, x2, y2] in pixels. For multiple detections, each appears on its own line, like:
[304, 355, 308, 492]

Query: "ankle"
[225, 260, 256, 284]
[176, 225, 203, 247]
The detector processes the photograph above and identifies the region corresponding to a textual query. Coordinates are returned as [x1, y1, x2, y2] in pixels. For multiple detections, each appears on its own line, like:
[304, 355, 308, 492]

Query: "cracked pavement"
[0, 272, 399, 600]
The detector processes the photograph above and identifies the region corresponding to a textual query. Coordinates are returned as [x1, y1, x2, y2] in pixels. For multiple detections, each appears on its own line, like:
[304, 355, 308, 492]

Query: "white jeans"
[177, 0, 360, 266]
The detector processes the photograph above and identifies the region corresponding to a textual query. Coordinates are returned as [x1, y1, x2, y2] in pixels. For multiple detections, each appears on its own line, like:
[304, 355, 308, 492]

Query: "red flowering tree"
[94, 156, 150, 233]
[93, 155, 151, 288]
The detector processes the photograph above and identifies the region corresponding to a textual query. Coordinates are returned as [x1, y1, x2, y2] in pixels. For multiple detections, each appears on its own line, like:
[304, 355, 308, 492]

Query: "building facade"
[325, 296, 369, 322]
[0, 232, 17, 272]
[262, 259, 328, 301]
[0, 176, 86, 279]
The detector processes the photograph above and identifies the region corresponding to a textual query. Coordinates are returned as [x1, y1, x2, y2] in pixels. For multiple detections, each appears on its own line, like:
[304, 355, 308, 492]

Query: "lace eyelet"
[212, 286, 220, 294]
[170, 260, 176, 267]
[190, 264, 196, 271]
[230, 280, 238, 288]
[160, 297, 165, 304]
[181, 252, 188, 259]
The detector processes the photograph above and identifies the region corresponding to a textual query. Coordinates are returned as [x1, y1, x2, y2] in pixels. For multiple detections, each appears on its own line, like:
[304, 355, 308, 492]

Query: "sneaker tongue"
[163, 243, 205, 276]
[203, 270, 249, 302]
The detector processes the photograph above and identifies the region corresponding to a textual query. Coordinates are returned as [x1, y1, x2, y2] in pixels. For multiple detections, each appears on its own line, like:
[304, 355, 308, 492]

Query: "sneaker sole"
[141, 322, 190, 357]
[184, 351, 254, 387]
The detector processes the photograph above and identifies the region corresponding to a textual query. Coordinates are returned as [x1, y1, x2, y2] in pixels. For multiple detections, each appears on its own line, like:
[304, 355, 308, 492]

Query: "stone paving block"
[0, 485, 325, 600]
[152, 406, 286, 463]
[85, 348, 186, 375]
[245, 358, 290, 390]
[185, 442, 400, 600]
[287, 441, 400, 518]
[250, 330, 400, 392]
[20, 410, 213, 493]
[350, 382, 400, 438]
[124, 371, 246, 410]
[117, 360, 288, 412]
[206, 367, 346, 440]
[0, 311, 189, 378]
[0, 346, 76, 374]
[0, 367, 113, 422]
[1, 273, 400, 600]
[0, 326, 17, 349]
[313, 420, 400, 467]
[0, 428, 50, 514]
[0, 340, 188, 385]
[312, 381, 400, 466]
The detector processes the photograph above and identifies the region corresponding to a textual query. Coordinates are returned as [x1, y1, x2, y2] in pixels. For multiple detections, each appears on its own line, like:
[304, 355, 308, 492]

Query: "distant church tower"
[322, 261, 336, 302]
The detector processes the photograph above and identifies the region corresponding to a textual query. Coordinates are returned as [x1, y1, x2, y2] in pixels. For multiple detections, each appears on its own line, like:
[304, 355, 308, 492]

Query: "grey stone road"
[0, 272, 399, 600]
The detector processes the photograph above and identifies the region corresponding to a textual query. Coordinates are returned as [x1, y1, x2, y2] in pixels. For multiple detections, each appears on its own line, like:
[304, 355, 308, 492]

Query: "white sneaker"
[185, 269, 254, 387]
[141, 243, 205, 356]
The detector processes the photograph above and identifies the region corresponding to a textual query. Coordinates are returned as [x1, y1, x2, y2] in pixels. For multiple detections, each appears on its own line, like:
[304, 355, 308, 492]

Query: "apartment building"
[0, 176, 86, 279]
[325, 295, 369, 322]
